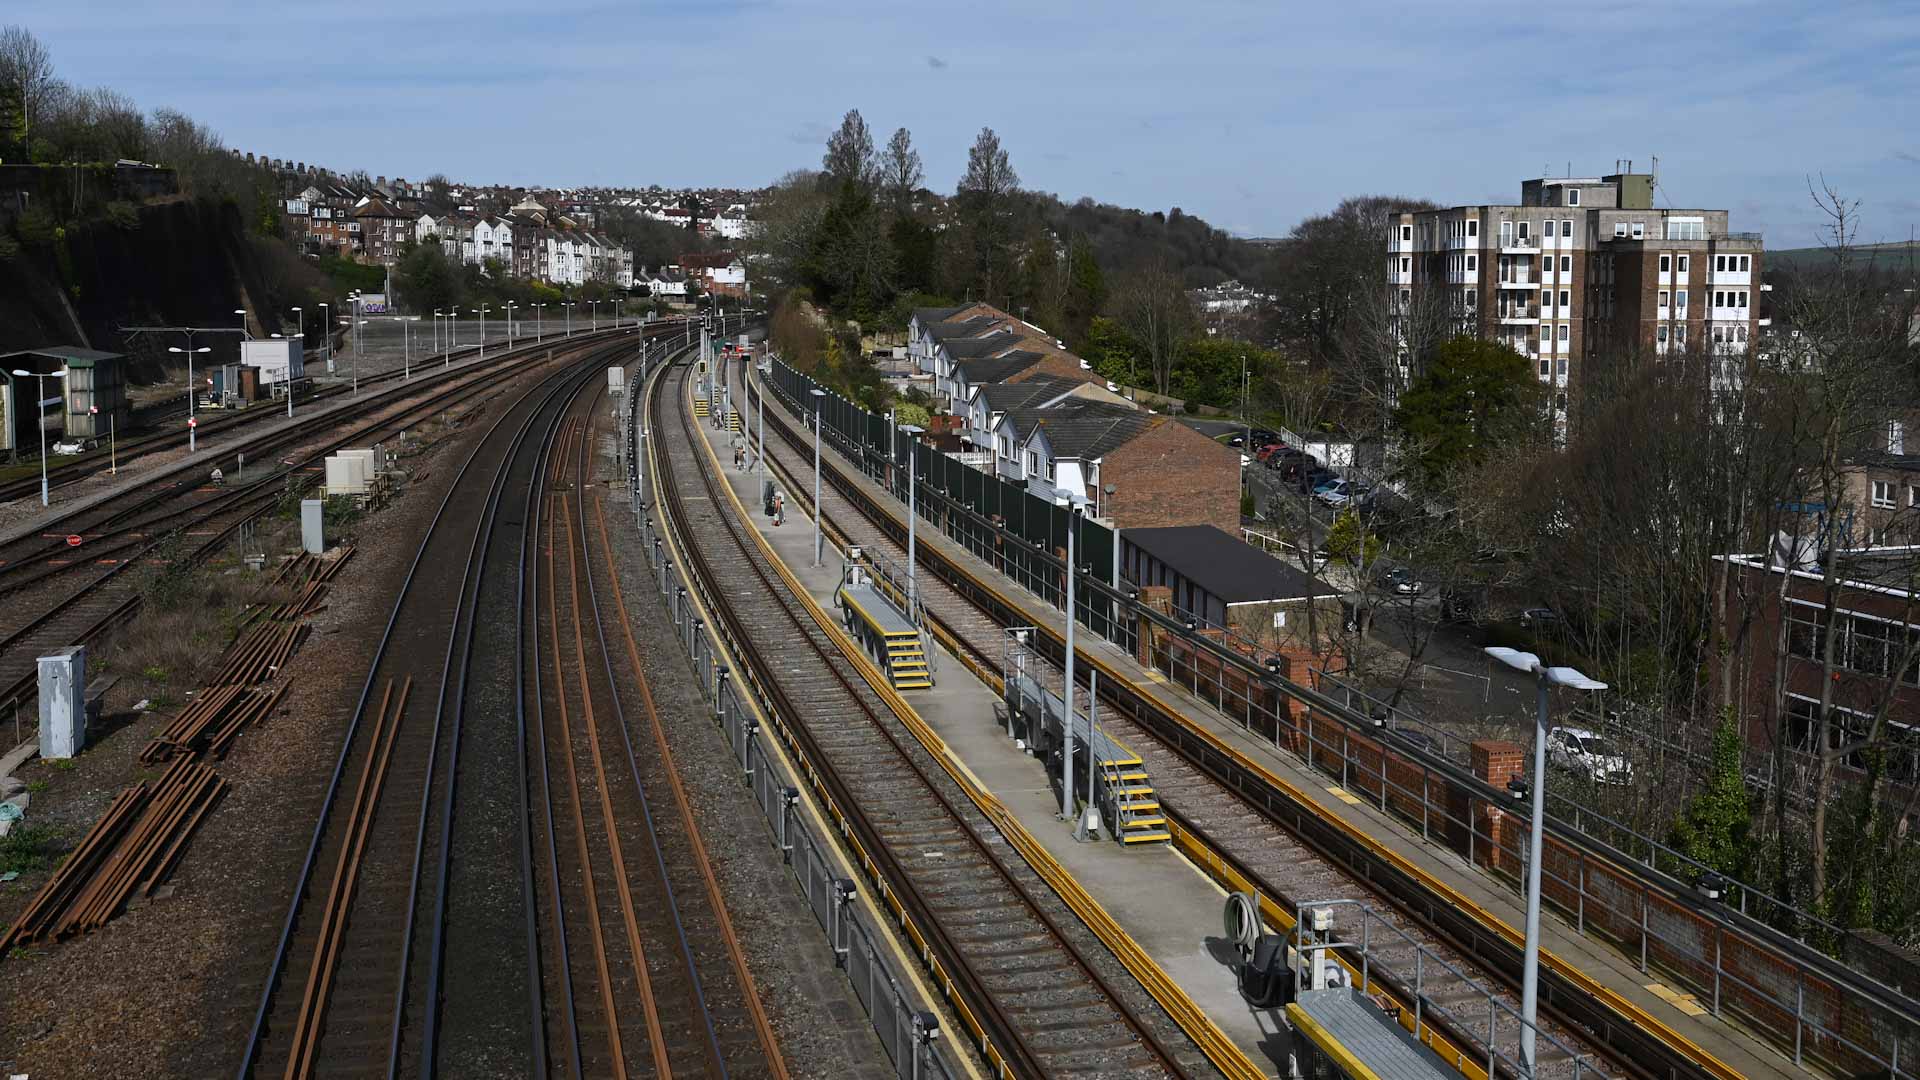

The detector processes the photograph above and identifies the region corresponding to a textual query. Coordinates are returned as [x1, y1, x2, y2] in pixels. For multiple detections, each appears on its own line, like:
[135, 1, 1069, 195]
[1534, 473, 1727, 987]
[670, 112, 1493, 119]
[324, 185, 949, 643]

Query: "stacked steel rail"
[651, 355, 1207, 1080]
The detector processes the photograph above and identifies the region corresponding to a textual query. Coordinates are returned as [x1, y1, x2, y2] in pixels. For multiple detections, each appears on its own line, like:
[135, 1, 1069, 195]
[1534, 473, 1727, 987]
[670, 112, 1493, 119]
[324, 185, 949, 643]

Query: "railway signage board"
[66, 534, 81, 547]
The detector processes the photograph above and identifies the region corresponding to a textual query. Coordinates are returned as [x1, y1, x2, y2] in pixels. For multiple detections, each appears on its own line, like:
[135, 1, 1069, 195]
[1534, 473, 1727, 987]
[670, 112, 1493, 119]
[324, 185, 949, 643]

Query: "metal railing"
[755, 356, 1920, 1080]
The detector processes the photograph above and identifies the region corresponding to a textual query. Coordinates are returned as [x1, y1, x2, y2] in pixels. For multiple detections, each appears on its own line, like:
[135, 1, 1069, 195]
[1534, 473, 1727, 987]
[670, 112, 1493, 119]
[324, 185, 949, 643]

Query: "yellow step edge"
[1120, 831, 1172, 844]
[1124, 817, 1167, 829]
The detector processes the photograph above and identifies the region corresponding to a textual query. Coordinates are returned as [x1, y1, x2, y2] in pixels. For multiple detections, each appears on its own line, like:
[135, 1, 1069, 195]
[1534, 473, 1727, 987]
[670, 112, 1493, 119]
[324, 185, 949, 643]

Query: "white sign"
[39, 396, 62, 408]
[358, 293, 389, 314]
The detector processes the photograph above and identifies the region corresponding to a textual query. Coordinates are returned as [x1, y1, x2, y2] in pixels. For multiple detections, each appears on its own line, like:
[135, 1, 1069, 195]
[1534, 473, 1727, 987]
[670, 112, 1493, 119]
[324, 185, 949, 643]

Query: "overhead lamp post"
[504, 301, 518, 345]
[318, 302, 332, 373]
[167, 338, 212, 452]
[10, 366, 69, 506]
[898, 423, 924, 623]
[1482, 646, 1608, 1076]
[1056, 489, 1088, 834]
[756, 361, 769, 486]
[563, 301, 574, 339]
[402, 316, 414, 379]
[810, 388, 826, 566]
[234, 308, 249, 339]
[290, 306, 303, 353]
[534, 302, 546, 343]
[474, 304, 490, 360]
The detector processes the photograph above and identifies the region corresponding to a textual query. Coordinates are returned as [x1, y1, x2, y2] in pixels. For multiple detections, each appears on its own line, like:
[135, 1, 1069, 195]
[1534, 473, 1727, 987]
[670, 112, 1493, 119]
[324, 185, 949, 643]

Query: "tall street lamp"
[474, 304, 490, 360]
[755, 361, 769, 486]
[563, 302, 574, 339]
[504, 301, 518, 344]
[534, 303, 546, 343]
[10, 366, 69, 506]
[167, 338, 212, 452]
[809, 388, 825, 567]
[234, 307, 249, 339]
[898, 423, 924, 627]
[1482, 646, 1608, 1075]
[318, 302, 332, 373]
[290, 306, 303, 353]
[1056, 489, 1087, 832]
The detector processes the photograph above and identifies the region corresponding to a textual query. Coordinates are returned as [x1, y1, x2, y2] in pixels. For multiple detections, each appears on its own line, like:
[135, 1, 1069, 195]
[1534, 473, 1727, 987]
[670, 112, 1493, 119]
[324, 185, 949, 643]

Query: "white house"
[473, 217, 514, 270]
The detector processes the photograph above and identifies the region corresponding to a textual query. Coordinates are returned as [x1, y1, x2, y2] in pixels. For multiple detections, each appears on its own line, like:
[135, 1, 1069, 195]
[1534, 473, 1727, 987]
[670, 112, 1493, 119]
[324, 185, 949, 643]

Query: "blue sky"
[14, 0, 1919, 248]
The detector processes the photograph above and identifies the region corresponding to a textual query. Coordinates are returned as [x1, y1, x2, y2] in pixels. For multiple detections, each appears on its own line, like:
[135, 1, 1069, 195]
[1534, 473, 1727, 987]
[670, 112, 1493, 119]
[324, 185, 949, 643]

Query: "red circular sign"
[189, 417, 198, 428]
[66, 535, 81, 547]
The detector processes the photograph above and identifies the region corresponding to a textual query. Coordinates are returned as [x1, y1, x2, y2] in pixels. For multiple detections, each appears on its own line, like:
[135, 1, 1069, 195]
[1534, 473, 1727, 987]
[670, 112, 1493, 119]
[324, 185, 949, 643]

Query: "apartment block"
[1388, 171, 1766, 418]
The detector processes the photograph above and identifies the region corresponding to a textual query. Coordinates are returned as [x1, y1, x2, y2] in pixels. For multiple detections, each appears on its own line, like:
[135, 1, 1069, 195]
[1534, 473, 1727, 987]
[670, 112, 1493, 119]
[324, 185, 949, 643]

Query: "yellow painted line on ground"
[1647, 983, 1710, 1017]
[1286, 1002, 1385, 1080]
[1326, 786, 1364, 806]
[694, 379, 1265, 1080]
[747, 365, 1754, 1080]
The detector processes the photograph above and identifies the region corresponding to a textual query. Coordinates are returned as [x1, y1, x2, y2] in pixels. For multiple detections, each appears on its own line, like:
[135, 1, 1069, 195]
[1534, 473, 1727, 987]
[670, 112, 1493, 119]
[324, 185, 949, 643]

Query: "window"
[1558, 323, 1570, 342]
[1740, 255, 1751, 271]
[1557, 356, 1568, 376]
[1518, 221, 1530, 241]
[1466, 254, 1477, 271]
[1559, 289, 1570, 307]
[1738, 290, 1749, 307]
[1676, 289, 1688, 312]
[1874, 481, 1896, 509]
[1542, 256, 1551, 274]
[1400, 288, 1411, 307]
[1560, 255, 1572, 272]
[1501, 221, 1514, 244]
[1660, 254, 1672, 273]
[1562, 219, 1573, 238]
[1678, 255, 1690, 273]
[1674, 324, 1686, 347]
[1539, 358, 1551, 377]
[1714, 291, 1726, 307]
[1400, 256, 1411, 274]
[1400, 225, 1412, 242]
[1467, 219, 1478, 238]
[1567, 189, 1580, 206]
[1615, 222, 1628, 238]
[1465, 289, 1477, 308]
[1910, 485, 1919, 508]
[1632, 222, 1645, 239]
[1657, 325, 1669, 344]
[1715, 255, 1727, 272]
[1659, 290, 1670, 308]
[1273, 610, 1288, 629]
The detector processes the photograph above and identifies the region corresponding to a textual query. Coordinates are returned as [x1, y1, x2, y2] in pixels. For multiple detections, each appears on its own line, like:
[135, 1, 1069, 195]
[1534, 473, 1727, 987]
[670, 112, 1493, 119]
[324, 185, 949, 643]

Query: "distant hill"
[1768, 241, 1920, 275]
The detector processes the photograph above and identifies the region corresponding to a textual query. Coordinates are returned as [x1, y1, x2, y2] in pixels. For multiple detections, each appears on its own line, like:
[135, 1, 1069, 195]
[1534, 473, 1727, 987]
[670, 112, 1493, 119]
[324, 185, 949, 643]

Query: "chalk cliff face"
[1, 197, 300, 380]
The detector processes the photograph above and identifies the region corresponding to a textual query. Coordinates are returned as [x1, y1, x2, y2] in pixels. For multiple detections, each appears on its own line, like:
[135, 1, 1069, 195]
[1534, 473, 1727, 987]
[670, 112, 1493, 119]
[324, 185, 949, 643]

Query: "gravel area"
[591, 403, 896, 1079]
[0, 369, 535, 1078]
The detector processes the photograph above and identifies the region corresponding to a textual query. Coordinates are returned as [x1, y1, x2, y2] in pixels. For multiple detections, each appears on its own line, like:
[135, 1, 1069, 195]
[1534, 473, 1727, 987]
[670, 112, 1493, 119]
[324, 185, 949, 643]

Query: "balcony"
[1496, 275, 1538, 289]
[1498, 304, 1539, 324]
[1501, 235, 1539, 253]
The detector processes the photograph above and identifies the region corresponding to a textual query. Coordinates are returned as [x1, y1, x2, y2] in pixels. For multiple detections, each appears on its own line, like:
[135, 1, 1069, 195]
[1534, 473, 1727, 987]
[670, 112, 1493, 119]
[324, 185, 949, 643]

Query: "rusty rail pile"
[140, 683, 293, 764]
[0, 757, 227, 952]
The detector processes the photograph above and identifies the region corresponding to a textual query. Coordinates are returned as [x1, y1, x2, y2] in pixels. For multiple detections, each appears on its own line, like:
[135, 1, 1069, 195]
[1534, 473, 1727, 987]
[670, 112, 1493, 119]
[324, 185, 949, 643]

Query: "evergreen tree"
[1669, 714, 1754, 885]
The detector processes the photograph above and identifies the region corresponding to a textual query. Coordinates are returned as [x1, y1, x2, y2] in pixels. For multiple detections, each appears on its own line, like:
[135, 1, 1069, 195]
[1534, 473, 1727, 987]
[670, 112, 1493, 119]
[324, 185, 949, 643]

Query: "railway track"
[740, 367, 1633, 1080]
[651, 355, 1212, 1080]
[0, 329, 595, 505]
[0, 327, 655, 720]
[239, 329, 785, 1078]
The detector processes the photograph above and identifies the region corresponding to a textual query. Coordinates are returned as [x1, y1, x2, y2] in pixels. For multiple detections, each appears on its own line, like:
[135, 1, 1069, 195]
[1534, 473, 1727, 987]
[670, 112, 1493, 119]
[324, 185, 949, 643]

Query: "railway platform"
[733, 378, 1811, 1080]
[691, 404, 1294, 1074]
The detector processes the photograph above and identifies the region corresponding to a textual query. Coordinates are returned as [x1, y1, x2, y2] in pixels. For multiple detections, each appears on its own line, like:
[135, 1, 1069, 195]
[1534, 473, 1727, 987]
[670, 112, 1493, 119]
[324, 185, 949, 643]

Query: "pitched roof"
[912, 305, 969, 326]
[1123, 525, 1339, 604]
[980, 374, 1079, 412]
[928, 315, 1006, 342]
[958, 349, 1048, 385]
[1028, 404, 1155, 459]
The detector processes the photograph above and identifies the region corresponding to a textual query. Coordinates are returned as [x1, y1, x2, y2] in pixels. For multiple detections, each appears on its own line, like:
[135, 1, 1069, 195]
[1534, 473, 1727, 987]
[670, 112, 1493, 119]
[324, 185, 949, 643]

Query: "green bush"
[14, 208, 56, 246]
[105, 200, 141, 230]
[0, 824, 59, 875]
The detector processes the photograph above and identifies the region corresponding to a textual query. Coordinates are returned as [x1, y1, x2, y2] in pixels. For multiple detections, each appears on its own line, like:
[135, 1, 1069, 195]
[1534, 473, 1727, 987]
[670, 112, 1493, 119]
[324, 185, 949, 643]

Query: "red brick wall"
[1102, 419, 1239, 534]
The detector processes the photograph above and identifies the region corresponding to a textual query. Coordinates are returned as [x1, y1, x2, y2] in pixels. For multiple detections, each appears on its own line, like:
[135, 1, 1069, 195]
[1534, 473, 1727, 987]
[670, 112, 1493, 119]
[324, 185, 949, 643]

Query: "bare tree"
[822, 108, 876, 193]
[880, 126, 923, 216]
[0, 25, 56, 157]
[1107, 260, 1191, 395]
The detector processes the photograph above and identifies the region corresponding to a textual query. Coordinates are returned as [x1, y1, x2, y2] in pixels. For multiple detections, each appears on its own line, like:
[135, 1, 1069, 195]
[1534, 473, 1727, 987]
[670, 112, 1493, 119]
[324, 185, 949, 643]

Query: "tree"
[1669, 713, 1755, 883]
[955, 127, 1019, 303]
[1393, 336, 1544, 489]
[0, 25, 56, 159]
[822, 109, 876, 194]
[1107, 261, 1192, 395]
[393, 240, 464, 317]
[880, 126, 922, 216]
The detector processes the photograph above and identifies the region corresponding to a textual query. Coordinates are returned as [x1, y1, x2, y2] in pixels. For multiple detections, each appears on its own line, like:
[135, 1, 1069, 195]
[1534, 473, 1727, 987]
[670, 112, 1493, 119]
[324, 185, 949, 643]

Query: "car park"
[1317, 480, 1369, 508]
[1547, 726, 1633, 785]
[1298, 468, 1337, 494]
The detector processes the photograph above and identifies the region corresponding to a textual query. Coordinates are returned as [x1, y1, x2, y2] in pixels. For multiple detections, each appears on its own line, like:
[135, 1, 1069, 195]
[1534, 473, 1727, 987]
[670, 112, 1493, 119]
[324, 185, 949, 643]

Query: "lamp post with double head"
[504, 301, 518, 344]
[563, 302, 574, 339]
[10, 366, 68, 506]
[809, 388, 826, 567]
[318, 302, 332, 373]
[534, 302, 546, 343]
[473, 304, 490, 360]
[1482, 646, 1608, 1076]
[167, 338, 211, 452]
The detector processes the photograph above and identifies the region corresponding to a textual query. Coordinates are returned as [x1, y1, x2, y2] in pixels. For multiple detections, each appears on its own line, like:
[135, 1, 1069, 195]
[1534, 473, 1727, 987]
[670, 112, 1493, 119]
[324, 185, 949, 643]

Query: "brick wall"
[1102, 419, 1239, 534]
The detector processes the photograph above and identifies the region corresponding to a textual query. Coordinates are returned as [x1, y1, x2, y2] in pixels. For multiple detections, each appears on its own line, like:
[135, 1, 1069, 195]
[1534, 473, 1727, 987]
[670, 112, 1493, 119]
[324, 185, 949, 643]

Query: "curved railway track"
[650, 354, 1210, 1080]
[239, 329, 786, 1078]
[740, 368, 1634, 1080]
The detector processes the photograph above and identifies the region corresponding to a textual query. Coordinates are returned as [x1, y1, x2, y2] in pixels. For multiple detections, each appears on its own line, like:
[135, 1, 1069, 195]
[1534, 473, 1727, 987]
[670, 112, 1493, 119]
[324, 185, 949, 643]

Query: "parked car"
[1318, 480, 1370, 508]
[1311, 474, 1345, 496]
[1296, 545, 1332, 571]
[1547, 727, 1633, 785]
[1519, 606, 1560, 631]
[1239, 453, 1252, 469]
[52, 438, 88, 456]
[1376, 566, 1424, 595]
[1268, 447, 1309, 471]
[1298, 468, 1337, 494]
[1254, 442, 1289, 462]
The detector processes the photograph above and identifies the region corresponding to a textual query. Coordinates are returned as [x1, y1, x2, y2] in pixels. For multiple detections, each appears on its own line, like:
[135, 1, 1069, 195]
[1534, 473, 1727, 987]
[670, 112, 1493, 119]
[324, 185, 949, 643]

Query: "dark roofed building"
[1122, 524, 1341, 649]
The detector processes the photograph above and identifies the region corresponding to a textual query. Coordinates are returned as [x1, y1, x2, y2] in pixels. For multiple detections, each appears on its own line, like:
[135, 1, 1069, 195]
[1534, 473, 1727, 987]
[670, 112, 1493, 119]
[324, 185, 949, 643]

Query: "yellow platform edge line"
[696, 377, 1265, 1080]
[747, 369, 1751, 1080]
